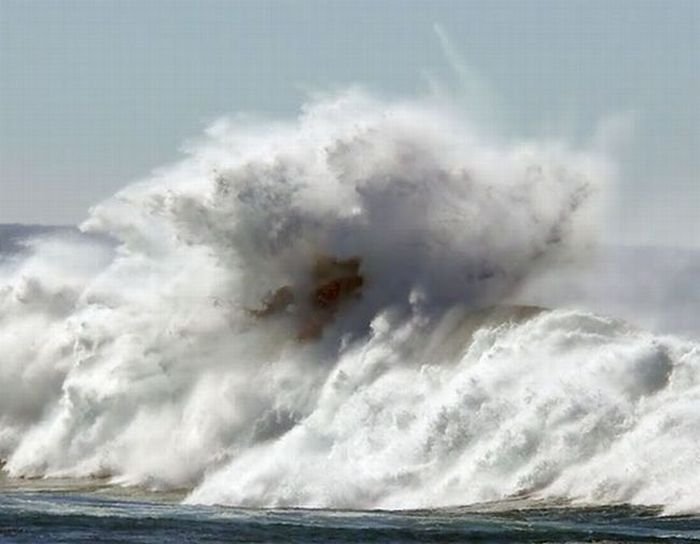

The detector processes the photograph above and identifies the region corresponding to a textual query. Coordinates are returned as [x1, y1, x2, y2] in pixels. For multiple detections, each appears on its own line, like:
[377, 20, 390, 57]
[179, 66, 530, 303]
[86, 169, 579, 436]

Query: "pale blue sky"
[1, 0, 698, 246]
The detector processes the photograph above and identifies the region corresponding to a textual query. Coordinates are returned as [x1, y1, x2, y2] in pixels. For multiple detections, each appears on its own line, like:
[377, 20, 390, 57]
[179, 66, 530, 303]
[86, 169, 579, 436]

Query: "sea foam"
[1, 91, 698, 514]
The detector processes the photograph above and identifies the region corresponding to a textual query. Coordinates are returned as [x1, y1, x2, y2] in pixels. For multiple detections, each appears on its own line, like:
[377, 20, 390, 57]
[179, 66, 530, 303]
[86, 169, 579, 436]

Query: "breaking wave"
[1, 91, 698, 514]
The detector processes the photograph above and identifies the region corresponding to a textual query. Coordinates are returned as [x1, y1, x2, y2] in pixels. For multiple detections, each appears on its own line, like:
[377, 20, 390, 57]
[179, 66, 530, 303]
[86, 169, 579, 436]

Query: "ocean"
[3, 486, 700, 543]
[1, 92, 699, 541]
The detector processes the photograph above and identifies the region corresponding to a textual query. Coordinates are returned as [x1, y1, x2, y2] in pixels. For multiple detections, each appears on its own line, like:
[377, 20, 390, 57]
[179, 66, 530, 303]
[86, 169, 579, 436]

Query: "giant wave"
[1, 91, 698, 514]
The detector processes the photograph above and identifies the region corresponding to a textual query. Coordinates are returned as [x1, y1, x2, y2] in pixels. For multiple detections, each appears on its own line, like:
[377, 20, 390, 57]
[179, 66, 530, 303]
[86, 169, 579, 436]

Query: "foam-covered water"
[4, 489, 700, 543]
[1, 91, 698, 517]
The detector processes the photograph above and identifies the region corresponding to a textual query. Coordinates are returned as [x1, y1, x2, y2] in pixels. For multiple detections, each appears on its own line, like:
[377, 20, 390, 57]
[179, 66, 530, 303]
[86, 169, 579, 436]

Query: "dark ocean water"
[1, 490, 699, 543]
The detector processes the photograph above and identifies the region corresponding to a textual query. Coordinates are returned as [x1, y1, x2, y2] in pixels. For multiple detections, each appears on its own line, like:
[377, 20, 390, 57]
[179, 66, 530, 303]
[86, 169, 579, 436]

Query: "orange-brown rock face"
[250, 255, 364, 340]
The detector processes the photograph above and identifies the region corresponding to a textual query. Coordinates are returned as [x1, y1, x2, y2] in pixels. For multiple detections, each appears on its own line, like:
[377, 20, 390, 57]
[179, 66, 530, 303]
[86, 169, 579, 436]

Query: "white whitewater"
[0, 91, 698, 514]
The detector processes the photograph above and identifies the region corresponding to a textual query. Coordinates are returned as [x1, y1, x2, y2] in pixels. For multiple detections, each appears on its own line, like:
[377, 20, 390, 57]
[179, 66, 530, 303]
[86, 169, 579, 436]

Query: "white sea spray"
[1, 91, 698, 514]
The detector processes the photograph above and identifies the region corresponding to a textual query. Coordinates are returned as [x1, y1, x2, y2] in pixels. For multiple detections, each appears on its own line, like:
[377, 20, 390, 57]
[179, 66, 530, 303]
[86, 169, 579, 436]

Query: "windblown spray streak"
[0, 92, 698, 515]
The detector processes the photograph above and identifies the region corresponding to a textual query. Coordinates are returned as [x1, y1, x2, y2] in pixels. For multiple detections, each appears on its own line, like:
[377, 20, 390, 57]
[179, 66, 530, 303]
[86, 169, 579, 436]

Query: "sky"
[1, 0, 698, 247]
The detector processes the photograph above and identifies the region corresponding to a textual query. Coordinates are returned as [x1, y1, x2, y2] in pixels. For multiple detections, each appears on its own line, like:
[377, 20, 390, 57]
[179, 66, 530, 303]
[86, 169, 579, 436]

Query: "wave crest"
[3, 92, 696, 514]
